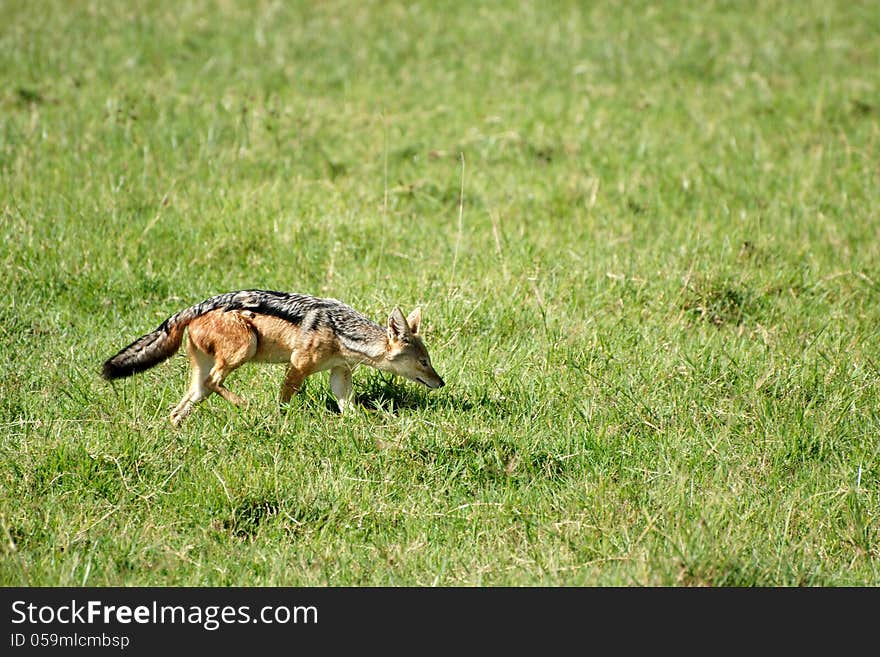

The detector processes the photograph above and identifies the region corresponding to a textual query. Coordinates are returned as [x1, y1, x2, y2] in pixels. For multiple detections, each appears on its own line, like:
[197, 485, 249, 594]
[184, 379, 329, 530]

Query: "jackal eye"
[419, 358, 430, 367]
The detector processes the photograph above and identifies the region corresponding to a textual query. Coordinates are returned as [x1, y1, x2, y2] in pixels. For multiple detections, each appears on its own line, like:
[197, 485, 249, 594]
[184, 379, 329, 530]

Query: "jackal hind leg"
[204, 336, 256, 408]
[205, 363, 247, 407]
[170, 344, 214, 426]
[329, 366, 354, 414]
[187, 310, 257, 412]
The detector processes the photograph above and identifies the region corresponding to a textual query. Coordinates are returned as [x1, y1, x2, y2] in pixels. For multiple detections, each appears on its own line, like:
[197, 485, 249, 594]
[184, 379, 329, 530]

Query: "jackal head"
[384, 307, 445, 389]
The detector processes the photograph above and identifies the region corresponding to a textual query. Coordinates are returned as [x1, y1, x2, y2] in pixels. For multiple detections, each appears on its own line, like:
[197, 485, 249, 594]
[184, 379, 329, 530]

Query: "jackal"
[101, 290, 445, 425]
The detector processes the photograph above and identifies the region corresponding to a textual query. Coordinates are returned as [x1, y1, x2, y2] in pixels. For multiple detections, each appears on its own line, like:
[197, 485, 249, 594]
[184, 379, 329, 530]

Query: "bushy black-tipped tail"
[101, 320, 187, 380]
[102, 290, 297, 381]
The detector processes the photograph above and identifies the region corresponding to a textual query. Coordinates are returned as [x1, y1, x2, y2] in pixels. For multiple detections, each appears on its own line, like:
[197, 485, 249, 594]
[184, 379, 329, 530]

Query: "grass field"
[1, 0, 878, 586]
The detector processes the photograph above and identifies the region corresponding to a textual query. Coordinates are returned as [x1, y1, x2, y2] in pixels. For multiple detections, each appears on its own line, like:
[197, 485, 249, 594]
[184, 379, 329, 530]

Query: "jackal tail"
[101, 315, 193, 381]
[101, 289, 328, 381]
[101, 297, 219, 380]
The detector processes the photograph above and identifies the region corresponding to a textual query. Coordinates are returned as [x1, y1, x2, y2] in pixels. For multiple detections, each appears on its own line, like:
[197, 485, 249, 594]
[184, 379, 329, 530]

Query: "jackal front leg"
[279, 363, 310, 404]
[329, 366, 354, 414]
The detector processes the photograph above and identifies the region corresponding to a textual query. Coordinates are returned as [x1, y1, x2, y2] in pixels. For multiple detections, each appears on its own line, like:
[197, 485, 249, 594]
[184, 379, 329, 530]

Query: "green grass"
[1, 0, 878, 585]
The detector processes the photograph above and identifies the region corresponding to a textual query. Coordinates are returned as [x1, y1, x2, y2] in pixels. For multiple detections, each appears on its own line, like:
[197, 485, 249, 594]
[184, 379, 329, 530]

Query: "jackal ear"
[387, 307, 411, 341]
[406, 307, 422, 335]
